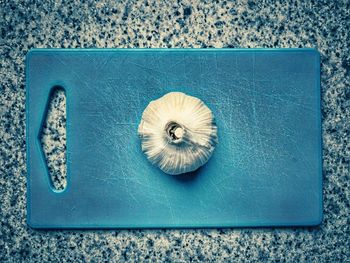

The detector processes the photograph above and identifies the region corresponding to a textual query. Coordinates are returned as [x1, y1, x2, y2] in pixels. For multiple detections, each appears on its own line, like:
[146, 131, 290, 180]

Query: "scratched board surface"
[26, 49, 322, 228]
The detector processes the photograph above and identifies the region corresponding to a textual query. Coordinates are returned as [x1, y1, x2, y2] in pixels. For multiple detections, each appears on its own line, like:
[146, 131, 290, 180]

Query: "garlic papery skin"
[138, 92, 218, 175]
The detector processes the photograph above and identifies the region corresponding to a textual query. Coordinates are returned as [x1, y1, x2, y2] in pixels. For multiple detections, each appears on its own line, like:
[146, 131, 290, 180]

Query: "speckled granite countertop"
[1, 0, 349, 262]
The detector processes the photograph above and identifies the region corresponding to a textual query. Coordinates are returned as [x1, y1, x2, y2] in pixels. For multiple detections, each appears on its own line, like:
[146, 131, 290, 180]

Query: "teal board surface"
[26, 49, 322, 228]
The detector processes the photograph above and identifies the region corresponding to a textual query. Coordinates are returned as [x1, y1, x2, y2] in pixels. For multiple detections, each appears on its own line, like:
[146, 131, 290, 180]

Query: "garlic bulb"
[138, 92, 218, 175]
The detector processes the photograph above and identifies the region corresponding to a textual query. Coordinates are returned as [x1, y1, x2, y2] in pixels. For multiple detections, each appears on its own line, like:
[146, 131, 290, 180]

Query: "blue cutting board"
[26, 49, 322, 228]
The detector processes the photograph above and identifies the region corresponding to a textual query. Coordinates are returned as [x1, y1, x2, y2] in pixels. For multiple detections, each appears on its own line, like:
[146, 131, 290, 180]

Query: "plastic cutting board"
[26, 49, 322, 228]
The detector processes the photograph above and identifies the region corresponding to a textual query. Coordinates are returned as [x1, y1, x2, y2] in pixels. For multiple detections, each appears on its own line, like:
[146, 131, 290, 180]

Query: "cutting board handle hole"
[39, 85, 67, 192]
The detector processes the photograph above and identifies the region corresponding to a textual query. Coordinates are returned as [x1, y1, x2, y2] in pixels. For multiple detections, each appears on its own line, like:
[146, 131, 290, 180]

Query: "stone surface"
[1, 0, 349, 262]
